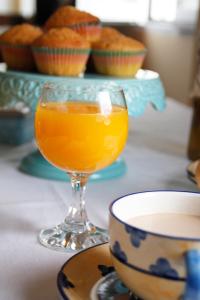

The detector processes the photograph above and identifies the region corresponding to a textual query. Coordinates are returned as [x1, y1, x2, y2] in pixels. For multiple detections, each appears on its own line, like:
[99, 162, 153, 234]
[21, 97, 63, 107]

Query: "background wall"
[117, 24, 196, 105]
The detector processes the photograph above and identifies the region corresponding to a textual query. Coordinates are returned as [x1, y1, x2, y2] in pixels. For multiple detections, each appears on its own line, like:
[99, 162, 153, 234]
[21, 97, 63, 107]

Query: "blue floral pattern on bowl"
[149, 258, 179, 279]
[113, 241, 127, 263]
[125, 224, 147, 248]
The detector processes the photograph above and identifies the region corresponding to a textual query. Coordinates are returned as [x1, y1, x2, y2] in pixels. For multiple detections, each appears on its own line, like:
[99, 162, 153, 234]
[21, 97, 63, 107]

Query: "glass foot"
[38, 223, 109, 252]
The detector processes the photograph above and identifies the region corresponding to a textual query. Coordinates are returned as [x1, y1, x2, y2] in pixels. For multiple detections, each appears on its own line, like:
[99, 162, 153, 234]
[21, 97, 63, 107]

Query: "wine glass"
[35, 82, 128, 252]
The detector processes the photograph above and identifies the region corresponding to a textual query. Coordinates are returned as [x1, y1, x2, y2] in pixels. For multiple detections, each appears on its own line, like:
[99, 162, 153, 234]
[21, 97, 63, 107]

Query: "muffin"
[44, 5, 101, 43]
[32, 27, 90, 76]
[92, 35, 147, 77]
[0, 23, 43, 71]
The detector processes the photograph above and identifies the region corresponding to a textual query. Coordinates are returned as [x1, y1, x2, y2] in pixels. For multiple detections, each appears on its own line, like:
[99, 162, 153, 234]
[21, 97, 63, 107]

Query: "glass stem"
[64, 173, 93, 234]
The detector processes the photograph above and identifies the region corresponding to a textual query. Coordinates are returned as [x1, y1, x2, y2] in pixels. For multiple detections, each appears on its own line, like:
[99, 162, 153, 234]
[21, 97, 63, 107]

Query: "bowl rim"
[109, 189, 200, 241]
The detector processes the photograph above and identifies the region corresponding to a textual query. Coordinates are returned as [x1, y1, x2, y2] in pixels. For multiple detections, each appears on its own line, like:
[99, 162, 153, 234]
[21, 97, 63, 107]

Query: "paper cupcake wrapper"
[32, 47, 90, 55]
[0, 42, 30, 48]
[92, 48, 147, 56]
[68, 21, 101, 42]
[92, 49, 147, 76]
[32, 47, 90, 76]
[0, 43, 35, 71]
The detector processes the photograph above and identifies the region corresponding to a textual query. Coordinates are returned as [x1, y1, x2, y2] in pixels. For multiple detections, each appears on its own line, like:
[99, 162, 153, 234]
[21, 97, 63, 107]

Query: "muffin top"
[93, 35, 145, 52]
[32, 27, 90, 49]
[0, 23, 43, 45]
[100, 27, 123, 40]
[45, 5, 100, 30]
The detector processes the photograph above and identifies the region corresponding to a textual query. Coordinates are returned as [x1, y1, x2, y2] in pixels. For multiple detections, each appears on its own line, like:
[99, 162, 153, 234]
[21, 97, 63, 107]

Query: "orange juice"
[35, 101, 128, 173]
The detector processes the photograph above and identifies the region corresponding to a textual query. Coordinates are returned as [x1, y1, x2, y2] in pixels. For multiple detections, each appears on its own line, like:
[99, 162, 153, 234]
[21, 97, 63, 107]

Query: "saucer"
[57, 243, 141, 300]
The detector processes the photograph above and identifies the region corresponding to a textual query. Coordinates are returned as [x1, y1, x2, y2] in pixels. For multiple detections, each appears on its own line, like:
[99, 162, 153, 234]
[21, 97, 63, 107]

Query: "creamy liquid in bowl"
[127, 213, 200, 238]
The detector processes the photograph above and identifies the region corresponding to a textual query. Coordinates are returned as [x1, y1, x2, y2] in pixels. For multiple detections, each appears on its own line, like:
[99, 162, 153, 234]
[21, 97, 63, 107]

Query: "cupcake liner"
[0, 43, 36, 71]
[32, 47, 90, 76]
[92, 49, 147, 77]
[69, 21, 101, 43]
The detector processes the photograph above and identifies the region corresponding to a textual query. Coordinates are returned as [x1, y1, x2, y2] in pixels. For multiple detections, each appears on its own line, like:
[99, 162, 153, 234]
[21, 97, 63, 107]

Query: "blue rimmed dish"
[57, 243, 113, 300]
[57, 242, 140, 300]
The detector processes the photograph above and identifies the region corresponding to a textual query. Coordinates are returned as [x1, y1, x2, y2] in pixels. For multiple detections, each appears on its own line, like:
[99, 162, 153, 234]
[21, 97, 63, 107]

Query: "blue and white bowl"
[109, 191, 200, 300]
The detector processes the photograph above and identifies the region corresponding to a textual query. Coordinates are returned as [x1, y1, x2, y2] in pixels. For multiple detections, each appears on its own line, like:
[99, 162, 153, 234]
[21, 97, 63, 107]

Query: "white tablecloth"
[0, 99, 198, 300]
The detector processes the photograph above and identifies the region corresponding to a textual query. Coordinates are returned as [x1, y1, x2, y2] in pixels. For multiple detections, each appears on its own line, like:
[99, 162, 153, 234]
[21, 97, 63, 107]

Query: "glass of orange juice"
[35, 82, 128, 252]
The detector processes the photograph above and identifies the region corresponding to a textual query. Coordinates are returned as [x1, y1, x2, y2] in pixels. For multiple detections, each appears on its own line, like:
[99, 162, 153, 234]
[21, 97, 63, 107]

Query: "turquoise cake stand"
[20, 151, 127, 182]
[0, 69, 166, 181]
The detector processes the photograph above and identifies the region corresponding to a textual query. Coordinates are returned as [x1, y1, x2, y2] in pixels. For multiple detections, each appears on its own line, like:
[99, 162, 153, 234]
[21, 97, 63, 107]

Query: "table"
[0, 98, 198, 300]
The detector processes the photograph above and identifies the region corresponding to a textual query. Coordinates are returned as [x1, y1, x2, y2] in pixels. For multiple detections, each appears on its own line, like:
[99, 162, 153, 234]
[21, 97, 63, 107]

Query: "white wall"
[145, 27, 195, 104]
[0, 0, 36, 17]
[118, 25, 196, 105]
[0, 0, 19, 14]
